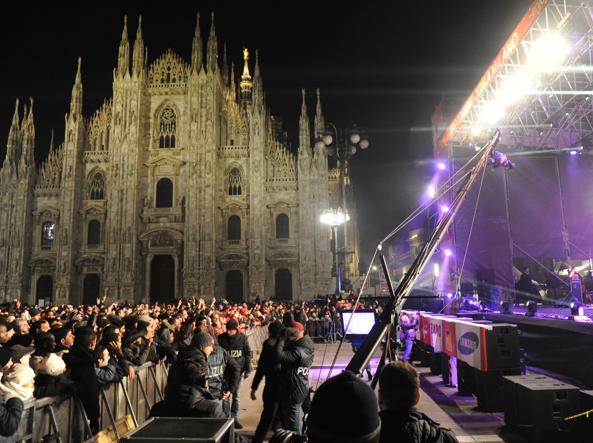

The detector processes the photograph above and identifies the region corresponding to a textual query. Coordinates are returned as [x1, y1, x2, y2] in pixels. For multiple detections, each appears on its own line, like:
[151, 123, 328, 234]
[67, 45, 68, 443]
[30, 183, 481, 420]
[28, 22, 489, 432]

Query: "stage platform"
[457, 306, 593, 387]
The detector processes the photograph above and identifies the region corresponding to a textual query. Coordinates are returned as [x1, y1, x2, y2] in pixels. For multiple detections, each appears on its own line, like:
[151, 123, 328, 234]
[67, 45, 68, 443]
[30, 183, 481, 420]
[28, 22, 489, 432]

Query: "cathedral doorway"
[82, 274, 101, 306]
[226, 270, 243, 302]
[36, 275, 53, 306]
[150, 255, 175, 303]
[275, 269, 293, 300]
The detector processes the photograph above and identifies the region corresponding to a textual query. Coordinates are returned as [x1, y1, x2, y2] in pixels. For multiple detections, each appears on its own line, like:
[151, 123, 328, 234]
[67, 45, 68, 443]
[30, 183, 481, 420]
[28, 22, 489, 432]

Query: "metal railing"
[0, 326, 270, 442]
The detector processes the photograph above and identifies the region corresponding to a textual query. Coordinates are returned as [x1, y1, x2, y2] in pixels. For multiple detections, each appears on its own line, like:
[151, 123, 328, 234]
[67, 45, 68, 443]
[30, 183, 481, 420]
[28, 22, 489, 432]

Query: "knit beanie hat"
[191, 332, 214, 350]
[308, 371, 381, 443]
[226, 319, 239, 331]
[42, 353, 66, 377]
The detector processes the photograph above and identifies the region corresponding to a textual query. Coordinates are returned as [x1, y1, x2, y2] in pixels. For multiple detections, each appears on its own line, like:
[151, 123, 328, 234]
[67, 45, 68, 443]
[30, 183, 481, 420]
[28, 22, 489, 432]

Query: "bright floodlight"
[359, 138, 370, 149]
[444, 248, 452, 257]
[471, 126, 481, 137]
[528, 32, 569, 72]
[320, 208, 349, 226]
[349, 132, 361, 144]
[433, 263, 440, 277]
[427, 184, 436, 199]
[500, 71, 532, 104]
[440, 205, 450, 213]
[372, 265, 378, 271]
[482, 102, 505, 124]
[322, 133, 333, 146]
[570, 150, 578, 155]
[437, 162, 446, 171]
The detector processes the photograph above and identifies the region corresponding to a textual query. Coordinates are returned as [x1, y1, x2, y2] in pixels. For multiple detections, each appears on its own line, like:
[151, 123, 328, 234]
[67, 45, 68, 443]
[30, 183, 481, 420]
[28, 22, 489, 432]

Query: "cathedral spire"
[132, 15, 145, 76]
[20, 97, 35, 167]
[240, 47, 252, 105]
[117, 15, 130, 77]
[222, 43, 229, 84]
[314, 88, 325, 136]
[191, 13, 203, 72]
[252, 50, 263, 106]
[69, 57, 83, 120]
[206, 12, 218, 73]
[6, 98, 20, 164]
[229, 62, 236, 101]
[299, 89, 311, 156]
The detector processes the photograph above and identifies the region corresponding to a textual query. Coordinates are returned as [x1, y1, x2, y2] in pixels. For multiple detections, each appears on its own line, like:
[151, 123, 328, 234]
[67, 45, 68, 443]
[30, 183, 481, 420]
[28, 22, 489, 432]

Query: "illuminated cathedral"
[0, 14, 363, 305]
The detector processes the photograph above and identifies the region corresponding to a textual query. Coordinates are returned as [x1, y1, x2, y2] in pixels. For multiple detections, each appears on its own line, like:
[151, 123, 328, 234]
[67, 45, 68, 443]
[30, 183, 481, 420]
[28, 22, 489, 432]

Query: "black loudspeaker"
[503, 375, 579, 441]
[460, 281, 474, 297]
[121, 417, 234, 442]
[484, 324, 521, 370]
[457, 361, 474, 396]
[474, 367, 521, 411]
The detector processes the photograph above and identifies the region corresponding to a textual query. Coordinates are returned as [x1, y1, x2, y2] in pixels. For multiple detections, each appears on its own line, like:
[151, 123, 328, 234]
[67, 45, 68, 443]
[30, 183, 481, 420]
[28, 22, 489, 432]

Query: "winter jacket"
[95, 363, 124, 387]
[123, 338, 158, 366]
[207, 346, 241, 398]
[166, 346, 209, 400]
[275, 335, 314, 404]
[379, 408, 458, 443]
[63, 346, 100, 422]
[0, 396, 23, 437]
[33, 374, 78, 399]
[251, 336, 280, 395]
[217, 331, 252, 374]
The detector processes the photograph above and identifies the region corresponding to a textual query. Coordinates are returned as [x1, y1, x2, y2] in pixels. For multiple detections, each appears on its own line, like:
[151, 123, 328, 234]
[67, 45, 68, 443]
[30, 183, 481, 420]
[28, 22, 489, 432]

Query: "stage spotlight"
[570, 300, 583, 317]
[570, 150, 578, 155]
[437, 162, 446, 171]
[500, 300, 512, 314]
[471, 126, 481, 137]
[526, 300, 538, 317]
[427, 184, 436, 199]
[440, 205, 450, 213]
[444, 248, 452, 257]
[528, 32, 569, 72]
[479, 301, 488, 312]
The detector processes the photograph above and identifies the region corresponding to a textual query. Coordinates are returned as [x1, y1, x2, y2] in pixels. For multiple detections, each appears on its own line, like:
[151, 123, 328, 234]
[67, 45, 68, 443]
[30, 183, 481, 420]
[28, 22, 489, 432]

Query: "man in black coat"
[275, 321, 314, 434]
[251, 320, 283, 443]
[160, 332, 225, 419]
[63, 327, 101, 435]
[378, 361, 458, 443]
[217, 319, 252, 428]
[0, 348, 23, 437]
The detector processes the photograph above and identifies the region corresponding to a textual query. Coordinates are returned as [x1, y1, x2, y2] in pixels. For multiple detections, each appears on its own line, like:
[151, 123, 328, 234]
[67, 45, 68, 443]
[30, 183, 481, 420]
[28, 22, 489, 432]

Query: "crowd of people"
[0, 295, 457, 443]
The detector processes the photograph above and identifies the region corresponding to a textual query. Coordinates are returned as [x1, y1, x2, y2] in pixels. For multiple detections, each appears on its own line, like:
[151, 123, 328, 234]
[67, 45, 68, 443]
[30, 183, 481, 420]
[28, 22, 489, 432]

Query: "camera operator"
[275, 321, 314, 433]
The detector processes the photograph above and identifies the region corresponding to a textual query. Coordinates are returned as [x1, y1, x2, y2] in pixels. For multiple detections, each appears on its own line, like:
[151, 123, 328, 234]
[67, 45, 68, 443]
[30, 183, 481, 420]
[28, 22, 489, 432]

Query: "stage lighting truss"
[445, 1, 593, 152]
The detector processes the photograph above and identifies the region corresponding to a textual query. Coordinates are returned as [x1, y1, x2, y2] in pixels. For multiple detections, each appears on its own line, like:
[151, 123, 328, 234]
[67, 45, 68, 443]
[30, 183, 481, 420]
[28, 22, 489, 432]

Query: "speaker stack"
[503, 375, 579, 441]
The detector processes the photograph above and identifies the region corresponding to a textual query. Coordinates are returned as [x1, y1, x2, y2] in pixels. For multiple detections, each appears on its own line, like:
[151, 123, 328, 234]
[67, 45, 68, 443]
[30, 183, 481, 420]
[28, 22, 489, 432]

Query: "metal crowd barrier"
[305, 318, 342, 342]
[1, 327, 269, 443]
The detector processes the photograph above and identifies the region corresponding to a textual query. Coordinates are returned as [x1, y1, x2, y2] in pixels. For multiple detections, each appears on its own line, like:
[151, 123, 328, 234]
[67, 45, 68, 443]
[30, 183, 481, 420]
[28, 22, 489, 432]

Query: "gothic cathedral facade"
[0, 14, 347, 305]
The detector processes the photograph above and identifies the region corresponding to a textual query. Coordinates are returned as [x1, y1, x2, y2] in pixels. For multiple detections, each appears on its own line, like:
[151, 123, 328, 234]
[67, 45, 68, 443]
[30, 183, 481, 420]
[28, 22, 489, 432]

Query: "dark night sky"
[0, 1, 532, 268]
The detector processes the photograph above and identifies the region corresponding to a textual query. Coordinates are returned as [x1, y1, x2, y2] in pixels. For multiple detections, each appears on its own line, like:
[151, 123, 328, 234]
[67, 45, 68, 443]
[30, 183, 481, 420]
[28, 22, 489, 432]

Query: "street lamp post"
[316, 124, 369, 288]
[320, 208, 350, 294]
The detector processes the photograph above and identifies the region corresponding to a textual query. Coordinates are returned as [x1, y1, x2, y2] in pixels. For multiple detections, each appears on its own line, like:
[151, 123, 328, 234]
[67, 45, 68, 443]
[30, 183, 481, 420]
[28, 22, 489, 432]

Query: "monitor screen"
[340, 311, 376, 336]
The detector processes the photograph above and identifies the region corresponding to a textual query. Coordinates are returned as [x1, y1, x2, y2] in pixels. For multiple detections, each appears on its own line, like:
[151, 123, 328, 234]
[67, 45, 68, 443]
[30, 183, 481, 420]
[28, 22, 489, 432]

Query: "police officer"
[217, 319, 252, 428]
[206, 334, 241, 424]
[275, 321, 314, 434]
